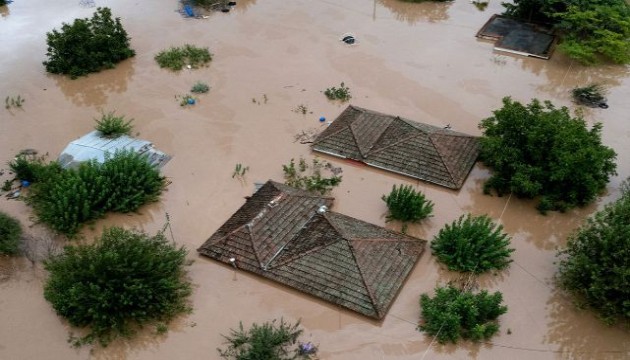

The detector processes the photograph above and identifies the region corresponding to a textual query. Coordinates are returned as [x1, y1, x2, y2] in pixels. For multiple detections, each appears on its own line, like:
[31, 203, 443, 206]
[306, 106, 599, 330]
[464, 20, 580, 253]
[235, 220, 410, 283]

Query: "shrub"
[557, 180, 630, 324]
[155, 45, 212, 71]
[382, 185, 433, 232]
[43, 7, 135, 78]
[324, 82, 351, 102]
[44, 227, 192, 347]
[94, 112, 134, 138]
[419, 286, 507, 344]
[191, 81, 210, 94]
[25, 151, 165, 236]
[0, 211, 21, 255]
[282, 157, 342, 194]
[431, 214, 514, 273]
[218, 319, 316, 359]
[479, 97, 616, 213]
[9, 153, 62, 183]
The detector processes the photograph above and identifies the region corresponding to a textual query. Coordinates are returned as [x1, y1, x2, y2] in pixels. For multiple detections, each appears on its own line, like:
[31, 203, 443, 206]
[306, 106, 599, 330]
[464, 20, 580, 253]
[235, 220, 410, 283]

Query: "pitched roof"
[198, 181, 426, 319]
[311, 106, 479, 189]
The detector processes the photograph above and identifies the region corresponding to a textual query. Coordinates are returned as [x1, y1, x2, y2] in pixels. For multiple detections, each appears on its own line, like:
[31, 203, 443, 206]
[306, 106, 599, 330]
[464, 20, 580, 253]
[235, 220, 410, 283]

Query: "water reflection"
[377, 0, 451, 24]
[53, 58, 135, 107]
[543, 289, 630, 360]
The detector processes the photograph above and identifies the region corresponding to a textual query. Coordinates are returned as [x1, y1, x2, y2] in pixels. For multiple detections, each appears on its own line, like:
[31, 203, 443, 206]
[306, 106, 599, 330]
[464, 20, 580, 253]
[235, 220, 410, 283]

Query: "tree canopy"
[478, 97, 616, 213]
[44, 227, 192, 346]
[0, 211, 21, 255]
[43, 7, 135, 78]
[557, 179, 630, 324]
[503, 0, 630, 64]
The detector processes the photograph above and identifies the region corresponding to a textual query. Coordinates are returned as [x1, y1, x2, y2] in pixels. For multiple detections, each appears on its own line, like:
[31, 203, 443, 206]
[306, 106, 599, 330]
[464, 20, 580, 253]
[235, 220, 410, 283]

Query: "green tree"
[218, 319, 316, 359]
[94, 112, 134, 138]
[479, 97, 616, 213]
[503, 0, 630, 64]
[43, 227, 192, 347]
[44, 7, 135, 78]
[419, 286, 508, 343]
[0, 211, 21, 255]
[382, 184, 433, 232]
[431, 214, 514, 273]
[557, 179, 630, 324]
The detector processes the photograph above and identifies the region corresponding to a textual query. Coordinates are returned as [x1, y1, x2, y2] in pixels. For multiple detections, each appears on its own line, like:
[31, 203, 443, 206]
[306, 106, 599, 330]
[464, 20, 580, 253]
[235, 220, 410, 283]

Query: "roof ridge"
[261, 211, 320, 269]
[324, 213, 381, 317]
[427, 134, 456, 186]
[311, 106, 358, 144]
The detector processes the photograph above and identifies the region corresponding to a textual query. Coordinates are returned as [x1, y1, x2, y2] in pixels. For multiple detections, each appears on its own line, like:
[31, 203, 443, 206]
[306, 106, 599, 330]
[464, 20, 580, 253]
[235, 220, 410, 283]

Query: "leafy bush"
[382, 184, 433, 232]
[557, 180, 630, 324]
[419, 286, 507, 344]
[571, 84, 607, 108]
[324, 82, 351, 102]
[94, 112, 134, 138]
[431, 214, 514, 273]
[191, 81, 210, 94]
[218, 319, 316, 359]
[43, 7, 135, 78]
[155, 45, 212, 71]
[0, 211, 21, 255]
[503, 0, 630, 64]
[25, 151, 165, 236]
[44, 227, 191, 346]
[9, 153, 62, 183]
[282, 157, 342, 194]
[479, 97, 616, 213]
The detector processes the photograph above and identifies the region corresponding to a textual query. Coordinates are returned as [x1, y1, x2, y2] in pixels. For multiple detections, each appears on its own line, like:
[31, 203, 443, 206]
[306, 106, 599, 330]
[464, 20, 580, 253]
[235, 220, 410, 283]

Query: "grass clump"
[324, 82, 351, 102]
[282, 157, 342, 194]
[5, 95, 25, 109]
[44, 227, 192, 347]
[0, 211, 22, 255]
[94, 112, 134, 138]
[419, 286, 507, 344]
[218, 319, 317, 359]
[431, 214, 514, 273]
[191, 81, 210, 94]
[155, 45, 212, 71]
[382, 184, 433, 232]
[17, 151, 165, 236]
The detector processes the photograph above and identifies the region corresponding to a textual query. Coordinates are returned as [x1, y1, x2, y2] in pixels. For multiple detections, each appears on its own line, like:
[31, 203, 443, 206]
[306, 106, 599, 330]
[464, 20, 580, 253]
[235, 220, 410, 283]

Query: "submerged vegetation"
[44, 227, 192, 347]
[324, 82, 351, 102]
[479, 97, 617, 213]
[382, 184, 433, 233]
[557, 179, 630, 324]
[571, 84, 608, 108]
[0, 211, 22, 255]
[282, 157, 342, 194]
[12, 151, 165, 236]
[218, 319, 317, 359]
[431, 214, 514, 273]
[43, 7, 135, 78]
[94, 112, 134, 138]
[155, 44, 212, 71]
[419, 286, 508, 343]
[191, 81, 210, 94]
[5, 95, 25, 109]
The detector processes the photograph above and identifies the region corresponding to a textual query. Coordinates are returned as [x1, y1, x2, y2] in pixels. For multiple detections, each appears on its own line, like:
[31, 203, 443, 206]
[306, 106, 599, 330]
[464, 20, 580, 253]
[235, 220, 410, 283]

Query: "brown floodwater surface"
[1, 0, 629, 359]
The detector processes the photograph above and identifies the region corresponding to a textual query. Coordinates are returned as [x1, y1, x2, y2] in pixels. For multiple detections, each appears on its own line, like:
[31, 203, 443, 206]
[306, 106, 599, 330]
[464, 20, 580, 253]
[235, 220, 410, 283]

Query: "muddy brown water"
[1, 0, 629, 359]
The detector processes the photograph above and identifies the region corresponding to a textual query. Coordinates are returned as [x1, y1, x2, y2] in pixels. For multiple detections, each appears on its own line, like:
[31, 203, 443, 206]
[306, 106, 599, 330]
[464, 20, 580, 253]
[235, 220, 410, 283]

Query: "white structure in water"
[58, 131, 171, 169]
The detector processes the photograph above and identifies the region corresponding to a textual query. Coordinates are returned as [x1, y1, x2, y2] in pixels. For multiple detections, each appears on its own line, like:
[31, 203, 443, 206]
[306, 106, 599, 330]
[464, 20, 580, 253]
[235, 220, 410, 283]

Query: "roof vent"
[317, 205, 328, 214]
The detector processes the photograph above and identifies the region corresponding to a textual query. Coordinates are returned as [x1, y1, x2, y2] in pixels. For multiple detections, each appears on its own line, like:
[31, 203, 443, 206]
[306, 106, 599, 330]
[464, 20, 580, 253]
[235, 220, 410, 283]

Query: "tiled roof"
[312, 106, 479, 189]
[198, 181, 426, 319]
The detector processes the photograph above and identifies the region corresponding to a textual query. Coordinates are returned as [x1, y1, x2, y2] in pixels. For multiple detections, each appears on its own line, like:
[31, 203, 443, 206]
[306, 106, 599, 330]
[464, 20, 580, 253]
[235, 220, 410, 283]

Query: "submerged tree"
[44, 227, 192, 347]
[382, 184, 433, 232]
[0, 211, 21, 255]
[478, 97, 616, 213]
[44, 7, 135, 78]
[431, 214, 514, 273]
[557, 179, 630, 324]
[419, 286, 508, 343]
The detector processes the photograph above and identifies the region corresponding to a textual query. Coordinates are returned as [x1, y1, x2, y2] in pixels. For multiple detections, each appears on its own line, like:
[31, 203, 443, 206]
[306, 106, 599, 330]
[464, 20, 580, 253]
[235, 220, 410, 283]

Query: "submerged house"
[198, 181, 425, 319]
[311, 106, 479, 189]
[58, 130, 171, 169]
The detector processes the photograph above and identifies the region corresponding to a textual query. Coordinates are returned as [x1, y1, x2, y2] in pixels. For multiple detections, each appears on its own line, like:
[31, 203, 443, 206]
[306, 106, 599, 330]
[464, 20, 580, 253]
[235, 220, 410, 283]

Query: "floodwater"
[1, 0, 629, 359]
